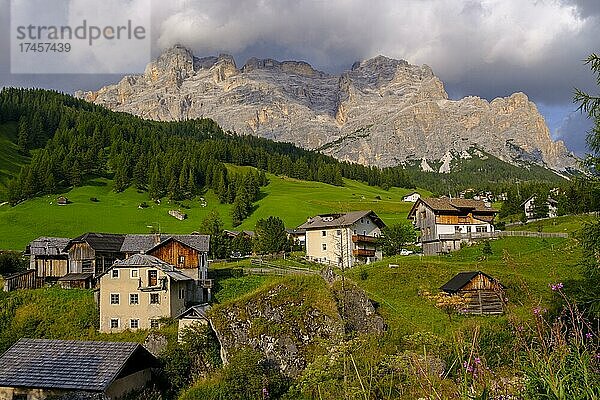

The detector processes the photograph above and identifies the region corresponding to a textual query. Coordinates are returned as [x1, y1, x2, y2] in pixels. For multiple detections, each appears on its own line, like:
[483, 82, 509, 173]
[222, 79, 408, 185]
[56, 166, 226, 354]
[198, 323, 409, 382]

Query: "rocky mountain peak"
[242, 57, 326, 78]
[351, 54, 409, 71]
[76, 45, 577, 172]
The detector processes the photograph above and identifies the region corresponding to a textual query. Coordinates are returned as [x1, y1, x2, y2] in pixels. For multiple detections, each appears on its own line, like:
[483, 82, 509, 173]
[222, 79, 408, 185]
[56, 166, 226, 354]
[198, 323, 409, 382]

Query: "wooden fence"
[245, 259, 318, 276]
[439, 230, 568, 241]
[3, 269, 44, 292]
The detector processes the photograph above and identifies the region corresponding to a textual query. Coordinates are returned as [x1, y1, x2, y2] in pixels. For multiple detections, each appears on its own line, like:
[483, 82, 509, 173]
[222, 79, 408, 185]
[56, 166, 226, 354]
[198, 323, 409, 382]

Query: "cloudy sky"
[1, 0, 598, 155]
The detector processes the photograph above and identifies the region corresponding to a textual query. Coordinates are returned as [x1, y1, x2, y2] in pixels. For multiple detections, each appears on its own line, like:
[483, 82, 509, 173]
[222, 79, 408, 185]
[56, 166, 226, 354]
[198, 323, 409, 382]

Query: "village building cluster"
[0, 197, 520, 399]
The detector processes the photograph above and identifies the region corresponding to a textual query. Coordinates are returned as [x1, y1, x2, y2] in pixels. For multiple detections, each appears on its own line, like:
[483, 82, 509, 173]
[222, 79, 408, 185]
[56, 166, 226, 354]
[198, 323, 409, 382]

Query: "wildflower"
[474, 357, 481, 365]
[533, 306, 541, 315]
[586, 332, 593, 339]
[549, 282, 563, 291]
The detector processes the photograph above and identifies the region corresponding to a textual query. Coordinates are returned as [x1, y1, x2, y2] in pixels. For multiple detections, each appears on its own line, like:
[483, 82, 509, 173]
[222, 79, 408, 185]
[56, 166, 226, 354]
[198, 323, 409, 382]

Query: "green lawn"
[511, 213, 598, 235]
[0, 174, 428, 251]
[345, 236, 582, 338]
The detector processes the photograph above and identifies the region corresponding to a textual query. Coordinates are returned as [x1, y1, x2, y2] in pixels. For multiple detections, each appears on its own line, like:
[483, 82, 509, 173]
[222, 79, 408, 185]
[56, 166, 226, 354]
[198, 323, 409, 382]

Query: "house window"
[476, 226, 487, 233]
[150, 319, 160, 329]
[336, 229, 341, 236]
[130, 319, 139, 329]
[454, 226, 461, 232]
[366, 220, 370, 224]
[150, 293, 160, 304]
[322, 243, 327, 251]
[129, 293, 139, 305]
[360, 218, 364, 223]
[130, 269, 139, 279]
[110, 318, 119, 329]
[178, 255, 185, 265]
[111, 269, 119, 278]
[110, 293, 120, 305]
[467, 226, 472, 233]
[322, 231, 327, 237]
[148, 270, 158, 286]
[179, 287, 185, 300]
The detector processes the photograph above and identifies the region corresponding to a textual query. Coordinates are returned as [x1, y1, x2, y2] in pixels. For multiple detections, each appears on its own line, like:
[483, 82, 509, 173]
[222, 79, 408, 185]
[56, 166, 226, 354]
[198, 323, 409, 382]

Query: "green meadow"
[0, 173, 428, 250]
[346, 236, 581, 339]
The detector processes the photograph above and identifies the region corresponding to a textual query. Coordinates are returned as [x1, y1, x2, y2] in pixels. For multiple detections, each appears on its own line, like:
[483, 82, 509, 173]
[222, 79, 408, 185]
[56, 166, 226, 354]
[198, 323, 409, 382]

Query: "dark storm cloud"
[1, 0, 598, 155]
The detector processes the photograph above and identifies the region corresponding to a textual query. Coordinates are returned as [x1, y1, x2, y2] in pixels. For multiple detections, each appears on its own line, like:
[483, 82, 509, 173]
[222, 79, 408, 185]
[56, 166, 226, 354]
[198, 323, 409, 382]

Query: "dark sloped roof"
[298, 210, 386, 230]
[65, 233, 126, 253]
[121, 234, 210, 253]
[440, 271, 504, 293]
[26, 237, 70, 256]
[0, 338, 156, 391]
[408, 197, 498, 218]
[177, 303, 211, 320]
[440, 271, 480, 293]
[111, 254, 192, 281]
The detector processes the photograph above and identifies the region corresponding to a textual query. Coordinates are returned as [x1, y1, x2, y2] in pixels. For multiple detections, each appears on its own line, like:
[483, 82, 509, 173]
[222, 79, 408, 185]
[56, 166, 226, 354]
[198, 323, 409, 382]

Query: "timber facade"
[25, 237, 70, 282]
[408, 197, 498, 255]
[441, 271, 506, 315]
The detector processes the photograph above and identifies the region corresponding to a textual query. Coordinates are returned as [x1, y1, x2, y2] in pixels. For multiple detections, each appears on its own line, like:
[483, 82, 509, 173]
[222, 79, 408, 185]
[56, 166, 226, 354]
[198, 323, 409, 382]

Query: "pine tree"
[253, 216, 289, 255]
[199, 210, 228, 259]
[17, 116, 30, 153]
[148, 165, 163, 200]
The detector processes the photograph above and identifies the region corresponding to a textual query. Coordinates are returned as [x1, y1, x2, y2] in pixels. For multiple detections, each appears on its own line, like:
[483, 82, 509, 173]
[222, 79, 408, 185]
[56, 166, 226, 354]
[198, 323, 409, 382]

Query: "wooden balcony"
[352, 234, 377, 244]
[352, 248, 376, 257]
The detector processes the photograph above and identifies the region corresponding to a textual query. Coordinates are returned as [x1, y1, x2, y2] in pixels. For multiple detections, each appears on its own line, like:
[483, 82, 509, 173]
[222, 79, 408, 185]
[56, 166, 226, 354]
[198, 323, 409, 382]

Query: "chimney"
[153, 233, 161, 245]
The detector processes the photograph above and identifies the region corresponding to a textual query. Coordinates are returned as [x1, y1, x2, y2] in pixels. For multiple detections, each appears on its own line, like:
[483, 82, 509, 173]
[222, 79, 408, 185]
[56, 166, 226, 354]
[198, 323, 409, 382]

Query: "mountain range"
[76, 45, 577, 173]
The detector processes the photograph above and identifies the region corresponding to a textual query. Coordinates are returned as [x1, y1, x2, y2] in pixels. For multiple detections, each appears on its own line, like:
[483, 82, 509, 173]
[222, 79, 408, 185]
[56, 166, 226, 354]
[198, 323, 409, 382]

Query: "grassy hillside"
[511, 213, 598, 234]
[0, 174, 428, 250]
[345, 236, 581, 339]
[0, 122, 30, 199]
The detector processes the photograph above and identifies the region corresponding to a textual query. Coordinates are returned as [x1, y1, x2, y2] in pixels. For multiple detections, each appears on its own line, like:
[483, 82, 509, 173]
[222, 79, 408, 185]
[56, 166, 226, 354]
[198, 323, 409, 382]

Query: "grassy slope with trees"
[0, 173, 427, 251]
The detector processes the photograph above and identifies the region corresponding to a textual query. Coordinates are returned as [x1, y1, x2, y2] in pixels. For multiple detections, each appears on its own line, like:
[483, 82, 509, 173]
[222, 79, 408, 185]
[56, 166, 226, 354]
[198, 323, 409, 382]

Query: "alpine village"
[1, 20, 600, 400]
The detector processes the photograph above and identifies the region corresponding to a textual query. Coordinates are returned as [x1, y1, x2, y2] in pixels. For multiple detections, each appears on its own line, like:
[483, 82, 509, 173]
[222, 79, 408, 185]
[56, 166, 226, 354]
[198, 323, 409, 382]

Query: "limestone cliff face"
[76, 45, 576, 171]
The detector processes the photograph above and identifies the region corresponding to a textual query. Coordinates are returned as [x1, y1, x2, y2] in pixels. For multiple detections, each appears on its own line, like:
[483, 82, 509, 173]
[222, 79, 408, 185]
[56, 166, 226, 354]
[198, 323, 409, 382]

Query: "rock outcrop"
[209, 276, 344, 377]
[76, 45, 576, 171]
[208, 274, 385, 377]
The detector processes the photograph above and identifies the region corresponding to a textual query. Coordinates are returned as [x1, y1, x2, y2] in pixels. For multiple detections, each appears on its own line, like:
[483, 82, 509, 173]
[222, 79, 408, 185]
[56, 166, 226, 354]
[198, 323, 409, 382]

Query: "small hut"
[57, 196, 69, 205]
[169, 209, 187, 220]
[440, 271, 506, 315]
[177, 304, 211, 342]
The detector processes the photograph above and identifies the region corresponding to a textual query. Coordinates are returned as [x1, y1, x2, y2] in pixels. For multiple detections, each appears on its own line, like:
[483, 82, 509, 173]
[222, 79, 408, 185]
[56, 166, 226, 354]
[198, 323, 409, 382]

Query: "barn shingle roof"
[120, 234, 210, 253]
[0, 338, 156, 391]
[440, 271, 504, 293]
[26, 237, 70, 256]
[65, 233, 126, 253]
[408, 197, 498, 218]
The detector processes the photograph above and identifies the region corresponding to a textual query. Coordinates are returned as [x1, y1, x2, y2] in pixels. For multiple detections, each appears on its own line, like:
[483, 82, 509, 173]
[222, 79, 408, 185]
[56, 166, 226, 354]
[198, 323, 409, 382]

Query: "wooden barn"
[440, 271, 506, 315]
[25, 237, 70, 282]
[64, 233, 126, 278]
[120, 234, 212, 301]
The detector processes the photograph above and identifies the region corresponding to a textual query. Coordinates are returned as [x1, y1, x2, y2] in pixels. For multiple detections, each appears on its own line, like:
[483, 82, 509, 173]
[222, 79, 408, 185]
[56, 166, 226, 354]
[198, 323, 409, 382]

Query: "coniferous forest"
[0, 88, 415, 207]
